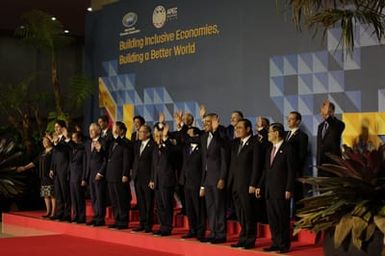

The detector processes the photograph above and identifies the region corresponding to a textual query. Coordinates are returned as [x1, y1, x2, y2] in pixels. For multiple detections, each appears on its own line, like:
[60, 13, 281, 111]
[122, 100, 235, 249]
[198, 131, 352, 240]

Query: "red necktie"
[270, 146, 276, 166]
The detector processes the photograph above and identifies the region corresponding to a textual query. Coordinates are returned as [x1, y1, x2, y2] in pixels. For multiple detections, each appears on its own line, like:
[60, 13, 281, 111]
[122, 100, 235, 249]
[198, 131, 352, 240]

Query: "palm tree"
[15, 9, 73, 115]
[282, 0, 385, 52]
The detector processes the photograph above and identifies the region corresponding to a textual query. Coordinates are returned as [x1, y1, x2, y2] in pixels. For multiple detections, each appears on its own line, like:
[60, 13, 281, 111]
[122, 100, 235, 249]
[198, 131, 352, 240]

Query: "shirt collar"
[273, 139, 284, 150]
[241, 135, 252, 145]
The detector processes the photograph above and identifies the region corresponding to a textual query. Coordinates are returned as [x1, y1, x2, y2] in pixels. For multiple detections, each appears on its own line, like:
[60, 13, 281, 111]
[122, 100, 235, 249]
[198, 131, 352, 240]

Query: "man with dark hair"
[132, 124, 155, 233]
[84, 123, 107, 226]
[228, 119, 262, 249]
[98, 115, 113, 150]
[199, 113, 228, 244]
[131, 115, 145, 141]
[106, 121, 133, 229]
[149, 123, 177, 236]
[49, 120, 71, 221]
[317, 100, 345, 175]
[286, 111, 308, 211]
[256, 116, 270, 143]
[256, 122, 295, 253]
[179, 126, 206, 240]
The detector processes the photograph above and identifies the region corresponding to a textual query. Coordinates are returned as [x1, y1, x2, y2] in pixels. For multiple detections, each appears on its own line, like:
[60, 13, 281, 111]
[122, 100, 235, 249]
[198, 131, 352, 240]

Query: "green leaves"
[295, 147, 385, 250]
[283, 0, 385, 52]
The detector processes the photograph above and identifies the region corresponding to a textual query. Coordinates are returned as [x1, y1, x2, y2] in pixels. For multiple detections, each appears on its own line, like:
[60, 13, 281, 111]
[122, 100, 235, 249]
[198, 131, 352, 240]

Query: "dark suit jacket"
[151, 139, 177, 189]
[132, 139, 155, 185]
[51, 137, 71, 179]
[200, 130, 228, 186]
[228, 136, 262, 191]
[131, 131, 138, 142]
[317, 116, 345, 165]
[259, 142, 295, 199]
[106, 137, 133, 183]
[69, 142, 86, 183]
[179, 141, 203, 189]
[285, 129, 308, 177]
[84, 137, 107, 182]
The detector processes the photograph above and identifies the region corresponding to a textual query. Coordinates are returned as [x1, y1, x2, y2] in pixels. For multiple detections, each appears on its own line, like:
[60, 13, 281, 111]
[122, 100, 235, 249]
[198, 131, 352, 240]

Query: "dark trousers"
[184, 186, 206, 238]
[54, 174, 71, 219]
[90, 179, 106, 224]
[233, 190, 257, 245]
[134, 181, 154, 230]
[70, 181, 85, 221]
[266, 198, 291, 249]
[108, 182, 131, 226]
[205, 185, 226, 240]
[155, 187, 174, 233]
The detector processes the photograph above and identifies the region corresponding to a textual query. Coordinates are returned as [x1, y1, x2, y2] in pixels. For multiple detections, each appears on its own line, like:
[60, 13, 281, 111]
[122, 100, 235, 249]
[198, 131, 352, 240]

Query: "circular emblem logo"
[122, 12, 138, 28]
[152, 5, 166, 28]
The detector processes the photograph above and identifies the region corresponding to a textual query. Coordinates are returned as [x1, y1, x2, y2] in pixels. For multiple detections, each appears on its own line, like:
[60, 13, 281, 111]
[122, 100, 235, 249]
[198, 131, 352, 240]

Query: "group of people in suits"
[16, 99, 345, 254]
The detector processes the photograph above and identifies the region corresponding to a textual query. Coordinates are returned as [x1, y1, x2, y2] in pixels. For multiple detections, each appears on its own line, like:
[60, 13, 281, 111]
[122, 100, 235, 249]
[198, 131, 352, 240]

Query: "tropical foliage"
[282, 0, 385, 52]
[0, 138, 25, 199]
[295, 146, 385, 250]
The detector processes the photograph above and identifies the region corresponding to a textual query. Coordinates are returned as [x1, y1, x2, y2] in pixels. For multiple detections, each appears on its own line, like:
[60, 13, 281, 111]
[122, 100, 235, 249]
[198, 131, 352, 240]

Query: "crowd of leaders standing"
[16, 99, 345, 254]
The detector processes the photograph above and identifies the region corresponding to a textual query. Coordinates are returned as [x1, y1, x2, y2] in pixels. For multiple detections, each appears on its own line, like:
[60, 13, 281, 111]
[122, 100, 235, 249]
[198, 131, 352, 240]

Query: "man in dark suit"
[49, 120, 71, 222]
[256, 123, 295, 253]
[149, 123, 177, 236]
[131, 115, 145, 142]
[228, 119, 262, 249]
[132, 124, 155, 232]
[83, 123, 107, 226]
[317, 100, 345, 174]
[285, 111, 309, 212]
[69, 131, 86, 223]
[200, 113, 228, 244]
[98, 115, 113, 150]
[179, 127, 206, 240]
[106, 121, 133, 229]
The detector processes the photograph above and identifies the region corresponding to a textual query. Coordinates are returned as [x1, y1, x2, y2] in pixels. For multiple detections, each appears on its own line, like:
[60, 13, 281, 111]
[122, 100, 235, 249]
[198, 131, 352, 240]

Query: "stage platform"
[2, 210, 323, 256]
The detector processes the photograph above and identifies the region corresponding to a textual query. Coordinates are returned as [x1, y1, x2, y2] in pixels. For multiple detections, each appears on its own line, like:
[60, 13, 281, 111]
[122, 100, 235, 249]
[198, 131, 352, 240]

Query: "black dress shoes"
[117, 225, 128, 230]
[108, 223, 118, 228]
[198, 237, 212, 243]
[243, 243, 256, 249]
[263, 246, 280, 252]
[152, 230, 162, 236]
[49, 215, 62, 220]
[144, 228, 152, 233]
[230, 242, 244, 248]
[211, 238, 226, 244]
[133, 226, 145, 232]
[181, 233, 196, 239]
[93, 221, 105, 227]
[160, 231, 171, 236]
[86, 220, 95, 226]
[279, 247, 290, 253]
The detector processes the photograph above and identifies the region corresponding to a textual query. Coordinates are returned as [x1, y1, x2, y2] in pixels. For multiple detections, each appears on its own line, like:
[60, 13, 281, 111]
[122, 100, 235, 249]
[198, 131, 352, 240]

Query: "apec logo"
[122, 12, 138, 28]
[152, 5, 178, 29]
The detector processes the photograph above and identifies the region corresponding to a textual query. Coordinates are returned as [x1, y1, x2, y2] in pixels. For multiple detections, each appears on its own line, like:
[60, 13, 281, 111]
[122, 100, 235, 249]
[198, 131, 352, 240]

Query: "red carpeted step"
[2, 211, 323, 256]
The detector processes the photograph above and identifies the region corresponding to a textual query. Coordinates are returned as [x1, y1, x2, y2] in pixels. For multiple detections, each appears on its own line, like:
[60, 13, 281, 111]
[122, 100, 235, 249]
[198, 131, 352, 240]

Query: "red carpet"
[2, 211, 323, 256]
[0, 234, 181, 256]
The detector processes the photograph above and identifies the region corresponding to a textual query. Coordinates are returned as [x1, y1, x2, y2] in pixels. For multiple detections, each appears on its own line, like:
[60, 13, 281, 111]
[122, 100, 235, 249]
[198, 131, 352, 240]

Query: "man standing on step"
[256, 123, 295, 254]
[228, 119, 262, 249]
[132, 124, 155, 233]
[84, 123, 107, 226]
[106, 121, 133, 229]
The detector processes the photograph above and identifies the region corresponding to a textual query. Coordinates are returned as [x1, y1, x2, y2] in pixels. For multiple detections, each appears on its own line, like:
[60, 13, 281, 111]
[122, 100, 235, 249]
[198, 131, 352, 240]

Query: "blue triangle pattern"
[345, 90, 361, 111]
[284, 95, 298, 115]
[298, 74, 313, 95]
[313, 73, 328, 94]
[298, 53, 312, 74]
[284, 54, 298, 75]
[270, 77, 284, 97]
[301, 115, 314, 136]
[144, 88, 154, 104]
[271, 96, 284, 115]
[298, 95, 314, 115]
[134, 91, 143, 104]
[313, 51, 328, 73]
[379, 89, 385, 112]
[270, 56, 284, 77]
[328, 71, 344, 92]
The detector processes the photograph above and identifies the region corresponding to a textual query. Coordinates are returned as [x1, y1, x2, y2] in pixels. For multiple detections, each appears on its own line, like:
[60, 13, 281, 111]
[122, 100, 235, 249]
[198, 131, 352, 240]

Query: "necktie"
[91, 141, 95, 152]
[237, 140, 243, 155]
[270, 146, 276, 166]
[140, 142, 145, 156]
[207, 132, 213, 149]
[286, 131, 292, 141]
[321, 122, 329, 139]
[112, 141, 118, 151]
[189, 146, 194, 155]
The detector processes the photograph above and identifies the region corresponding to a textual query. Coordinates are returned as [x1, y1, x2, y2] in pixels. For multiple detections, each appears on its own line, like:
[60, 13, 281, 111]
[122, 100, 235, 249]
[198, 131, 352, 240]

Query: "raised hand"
[174, 111, 183, 127]
[199, 104, 206, 119]
[159, 112, 165, 123]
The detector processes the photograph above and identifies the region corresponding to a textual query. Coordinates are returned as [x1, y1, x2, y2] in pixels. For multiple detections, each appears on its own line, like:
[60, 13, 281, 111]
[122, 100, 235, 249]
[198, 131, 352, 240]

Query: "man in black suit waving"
[132, 124, 155, 232]
[106, 121, 133, 229]
[84, 123, 107, 226]
[256, 123, 295, 253]
[228, 119, 262, 249]
[200, 113, 228, 244]
[285, 111, 308, 210]
[317, 100, 345, 172]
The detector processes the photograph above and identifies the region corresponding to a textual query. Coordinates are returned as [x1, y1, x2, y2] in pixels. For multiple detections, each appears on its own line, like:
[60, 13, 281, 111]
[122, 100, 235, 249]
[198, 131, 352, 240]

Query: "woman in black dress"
[17, 136, 56, 218]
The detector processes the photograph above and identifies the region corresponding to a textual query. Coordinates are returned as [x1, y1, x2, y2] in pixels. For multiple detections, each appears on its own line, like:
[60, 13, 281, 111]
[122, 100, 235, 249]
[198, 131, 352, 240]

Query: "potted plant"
[294, 146, 385, 256]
